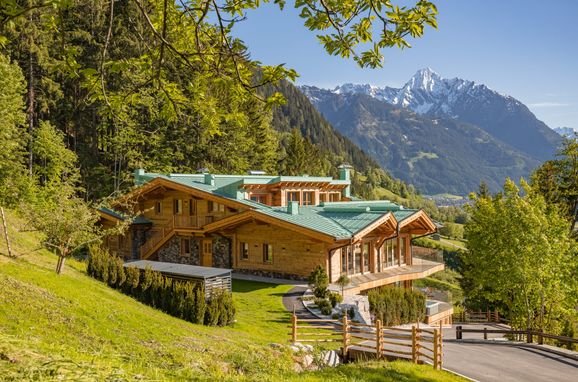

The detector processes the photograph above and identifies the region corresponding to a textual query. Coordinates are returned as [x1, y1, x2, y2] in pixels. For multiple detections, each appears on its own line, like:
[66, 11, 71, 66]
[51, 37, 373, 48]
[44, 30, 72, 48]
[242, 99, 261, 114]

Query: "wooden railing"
[456, 326, 578, 348]
[453, 309, 500, 323]
[173, 215, 203, 229]
[290, 315, 443, 369]
[139, 218, 175, 258]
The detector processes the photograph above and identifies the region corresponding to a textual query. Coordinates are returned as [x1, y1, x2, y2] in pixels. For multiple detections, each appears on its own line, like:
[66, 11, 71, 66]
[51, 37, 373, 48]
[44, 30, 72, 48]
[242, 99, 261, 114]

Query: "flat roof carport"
[125, 260, 231, 298]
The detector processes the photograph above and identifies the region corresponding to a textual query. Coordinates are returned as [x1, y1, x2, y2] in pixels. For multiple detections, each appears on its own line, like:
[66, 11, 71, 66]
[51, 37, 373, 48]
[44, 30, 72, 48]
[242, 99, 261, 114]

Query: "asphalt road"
[443, 341, 578, 382]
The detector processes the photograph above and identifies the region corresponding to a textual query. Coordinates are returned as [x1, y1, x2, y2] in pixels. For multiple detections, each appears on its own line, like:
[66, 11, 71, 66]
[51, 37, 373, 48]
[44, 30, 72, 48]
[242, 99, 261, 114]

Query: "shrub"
[328, 292, 343, 308]
[86, 246, 234, 327]
[368, 287, 426, 326]
[308, 265, 329, 298]
[315, 298, 333, 315]
[347, 307, 355, 320]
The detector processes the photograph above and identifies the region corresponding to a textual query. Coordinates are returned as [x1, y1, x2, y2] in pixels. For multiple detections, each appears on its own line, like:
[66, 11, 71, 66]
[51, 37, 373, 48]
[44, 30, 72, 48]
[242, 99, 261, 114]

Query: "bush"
[347, 307, 355, 320]
[308, 265, 329, 298]
[328, 292, 343, 308]
[368, 287, 426, 326]
[87, 246, 234, 327]
[315, 298, 333, 315]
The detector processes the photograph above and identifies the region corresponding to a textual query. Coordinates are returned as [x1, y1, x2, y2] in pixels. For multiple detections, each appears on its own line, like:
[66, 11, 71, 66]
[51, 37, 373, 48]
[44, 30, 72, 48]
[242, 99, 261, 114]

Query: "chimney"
[338, 164, 353, 198]
[134, 168, 146, 185]
[204, 173, 215, 186]
[288, 201, 299, 215]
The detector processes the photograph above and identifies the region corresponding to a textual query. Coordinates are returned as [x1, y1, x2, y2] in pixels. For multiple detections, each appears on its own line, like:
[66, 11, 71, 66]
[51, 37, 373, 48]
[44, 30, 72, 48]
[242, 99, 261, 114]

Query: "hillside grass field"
[0, 210, 465, 381]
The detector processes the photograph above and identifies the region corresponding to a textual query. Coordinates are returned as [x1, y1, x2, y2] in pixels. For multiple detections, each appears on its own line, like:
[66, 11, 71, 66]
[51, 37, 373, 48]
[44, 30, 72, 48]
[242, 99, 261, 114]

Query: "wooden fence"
[290, 314, 443, 369]
[453, 309, 500, 323]
[455, 326, 578, 349]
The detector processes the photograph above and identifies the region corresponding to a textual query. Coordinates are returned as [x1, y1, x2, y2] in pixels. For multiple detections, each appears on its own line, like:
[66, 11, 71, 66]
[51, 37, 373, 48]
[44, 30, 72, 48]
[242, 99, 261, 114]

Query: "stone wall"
[212, 236, 231, 269]
[157, 236, 200, 265]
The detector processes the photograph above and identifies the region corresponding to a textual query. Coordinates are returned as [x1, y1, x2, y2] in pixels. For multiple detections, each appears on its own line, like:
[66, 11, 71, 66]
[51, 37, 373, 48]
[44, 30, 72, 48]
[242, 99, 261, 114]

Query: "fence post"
[486, 308, 490, 322]
[438, 321, 444, 369]
[376, 319, 382, 359]
[538, 329, 543, 345]
[433, 328, 440, 370]
[456, 325, 462, 340]
[412, 326, 418, 363]
[495, 309, 499, 322]
[483, 327, 488, 340]
[527, 329, 532, 344]
[342, 314, 349, 360]
[291, 314, 297, 343]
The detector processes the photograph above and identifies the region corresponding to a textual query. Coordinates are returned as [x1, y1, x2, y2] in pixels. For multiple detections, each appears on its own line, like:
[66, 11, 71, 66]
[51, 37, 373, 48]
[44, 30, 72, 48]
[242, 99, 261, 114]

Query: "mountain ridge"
[305, 68, 562, 162]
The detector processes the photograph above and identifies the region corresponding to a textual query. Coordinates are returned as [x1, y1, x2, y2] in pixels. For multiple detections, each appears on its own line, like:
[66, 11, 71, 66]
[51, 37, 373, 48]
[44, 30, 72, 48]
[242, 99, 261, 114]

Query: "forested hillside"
[0, 0, 427, 206]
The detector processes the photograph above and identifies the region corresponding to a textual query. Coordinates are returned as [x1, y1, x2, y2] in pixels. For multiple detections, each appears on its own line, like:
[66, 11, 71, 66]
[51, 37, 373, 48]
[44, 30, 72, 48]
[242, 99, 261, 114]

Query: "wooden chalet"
[99, 167, 443, 296]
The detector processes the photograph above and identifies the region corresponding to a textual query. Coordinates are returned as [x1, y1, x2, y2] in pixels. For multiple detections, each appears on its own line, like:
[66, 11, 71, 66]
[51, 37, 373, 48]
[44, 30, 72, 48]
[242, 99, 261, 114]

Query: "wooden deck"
[334, 259, 444, 295]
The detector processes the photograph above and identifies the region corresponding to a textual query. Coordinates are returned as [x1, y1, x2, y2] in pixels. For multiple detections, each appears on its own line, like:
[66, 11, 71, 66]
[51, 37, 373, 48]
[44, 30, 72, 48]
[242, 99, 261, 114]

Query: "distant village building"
[99, 167, 444, 296]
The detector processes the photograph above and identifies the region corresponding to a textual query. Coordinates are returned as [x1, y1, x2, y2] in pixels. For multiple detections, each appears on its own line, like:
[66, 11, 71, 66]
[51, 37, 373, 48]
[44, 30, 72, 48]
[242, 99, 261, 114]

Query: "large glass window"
[393, 239, 399, 266]
[341, 247, 348, 274]
[354, 244, 362, 274]
[287, 191, 299, 203]
[347, 246, 354, 274]
[302, 191, 315, 205]
[400, 237, 406, 265]
[362, 243, 370, 273]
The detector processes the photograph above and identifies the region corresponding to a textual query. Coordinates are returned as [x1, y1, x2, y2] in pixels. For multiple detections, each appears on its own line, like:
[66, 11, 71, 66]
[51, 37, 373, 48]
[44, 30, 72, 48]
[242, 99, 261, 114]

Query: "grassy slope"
[0, 210, 464, 381]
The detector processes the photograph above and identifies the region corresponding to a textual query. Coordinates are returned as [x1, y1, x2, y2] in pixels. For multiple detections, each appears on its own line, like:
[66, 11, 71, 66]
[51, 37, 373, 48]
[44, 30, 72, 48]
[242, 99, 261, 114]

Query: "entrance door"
[202, 239, 212, 267]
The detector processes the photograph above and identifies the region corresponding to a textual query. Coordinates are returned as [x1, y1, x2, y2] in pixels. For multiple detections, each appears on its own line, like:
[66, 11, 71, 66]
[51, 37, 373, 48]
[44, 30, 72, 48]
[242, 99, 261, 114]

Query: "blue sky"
[233, 0, 578, 129]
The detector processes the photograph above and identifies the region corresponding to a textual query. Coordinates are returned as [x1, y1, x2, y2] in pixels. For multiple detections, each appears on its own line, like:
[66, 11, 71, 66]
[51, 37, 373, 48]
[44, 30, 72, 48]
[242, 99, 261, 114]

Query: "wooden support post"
[456, 325, 462, 340]
[0, 207, 13, 258]
[433, 328, 440, 370]
[483, 327, 488, 340]
[538, 329, 543, 345]
[376, 319, 382, 359]
[527, 329, 533, 344]
[291, 314, 297, 343]
[342, 314, 349, 360]
[411, 326, 418, 363]
[438, 321, 444, 369]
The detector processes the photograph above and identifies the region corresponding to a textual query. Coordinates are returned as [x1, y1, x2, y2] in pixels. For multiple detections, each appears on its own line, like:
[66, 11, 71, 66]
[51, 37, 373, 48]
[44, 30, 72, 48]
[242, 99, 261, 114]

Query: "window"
[208, 200, 224, 212]
[330, 193, 341, 202]
[362, 243, 370, 273]
[341, 247, 348, 274]
[189, 199, 196, 215]
[203, 241, 212, 254]
[354, 244, 362, 274]
[287, 191, 299, 203]
[240, 242, 249, 260]
[154, 201, 162, 215]
[347, 246, 354, 274]
[319, 193, 327, 203]
[302, 191, 315, 206]
[173, 199, 183, 215]
[400, 237, 406, 265]
[263, 244, 273, 263]
[207, 200, 213, 212]
[181, 238, 191, 257]
[250, 194, 267, 204]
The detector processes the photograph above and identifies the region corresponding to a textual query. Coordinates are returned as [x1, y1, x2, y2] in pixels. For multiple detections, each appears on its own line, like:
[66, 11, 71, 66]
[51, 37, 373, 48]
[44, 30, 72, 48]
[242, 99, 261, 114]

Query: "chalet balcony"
[331, 258, 444, 296]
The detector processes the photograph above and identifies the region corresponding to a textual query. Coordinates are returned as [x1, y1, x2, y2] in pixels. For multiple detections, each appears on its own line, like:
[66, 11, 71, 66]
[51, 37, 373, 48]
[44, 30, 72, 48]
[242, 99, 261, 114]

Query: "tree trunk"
[0, 207, 13, 257]
[27, 16, 35, 177]
[56, 256, 66, 274]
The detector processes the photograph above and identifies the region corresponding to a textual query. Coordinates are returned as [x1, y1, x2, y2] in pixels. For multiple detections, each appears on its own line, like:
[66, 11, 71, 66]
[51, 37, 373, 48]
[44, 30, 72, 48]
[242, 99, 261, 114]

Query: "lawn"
[0, 210, 465, 381]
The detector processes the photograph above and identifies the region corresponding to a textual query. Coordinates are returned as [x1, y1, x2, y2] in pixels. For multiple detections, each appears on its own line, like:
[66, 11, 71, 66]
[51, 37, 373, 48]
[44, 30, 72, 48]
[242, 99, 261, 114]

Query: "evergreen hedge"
[87, 246, 234, 326]
[368, 287, 426, 326]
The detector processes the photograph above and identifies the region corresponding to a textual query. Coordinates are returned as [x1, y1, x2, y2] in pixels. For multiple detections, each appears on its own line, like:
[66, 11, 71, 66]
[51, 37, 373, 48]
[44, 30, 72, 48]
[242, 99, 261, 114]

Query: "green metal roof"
[99, 207, 152, 225]
[133, 170, 425, 241]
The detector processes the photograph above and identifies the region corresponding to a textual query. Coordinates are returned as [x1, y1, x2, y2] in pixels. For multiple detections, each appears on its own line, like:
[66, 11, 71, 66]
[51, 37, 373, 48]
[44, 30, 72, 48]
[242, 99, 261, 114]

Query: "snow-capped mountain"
[554, 126, 577, 138]
[301, 69, 562, 162]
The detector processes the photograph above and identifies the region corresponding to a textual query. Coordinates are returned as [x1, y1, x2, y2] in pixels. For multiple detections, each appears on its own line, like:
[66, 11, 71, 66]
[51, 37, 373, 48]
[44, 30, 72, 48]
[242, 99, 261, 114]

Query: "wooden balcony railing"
[139, 218, 175, 258]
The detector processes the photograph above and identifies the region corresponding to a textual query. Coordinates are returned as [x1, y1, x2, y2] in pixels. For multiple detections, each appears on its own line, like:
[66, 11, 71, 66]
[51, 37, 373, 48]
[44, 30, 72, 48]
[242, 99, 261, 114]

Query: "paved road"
[443, 341, 578, 382]
[281, 289, 578, 381]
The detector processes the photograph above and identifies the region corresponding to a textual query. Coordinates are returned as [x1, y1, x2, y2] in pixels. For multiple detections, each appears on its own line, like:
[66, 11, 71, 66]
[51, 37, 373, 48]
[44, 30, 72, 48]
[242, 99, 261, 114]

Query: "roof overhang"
[398, 210, 437, 235]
